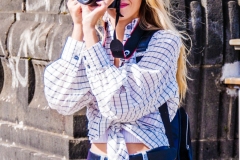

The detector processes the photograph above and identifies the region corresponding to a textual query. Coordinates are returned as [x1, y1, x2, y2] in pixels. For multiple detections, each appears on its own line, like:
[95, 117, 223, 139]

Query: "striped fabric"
[44, 18, 181, 160]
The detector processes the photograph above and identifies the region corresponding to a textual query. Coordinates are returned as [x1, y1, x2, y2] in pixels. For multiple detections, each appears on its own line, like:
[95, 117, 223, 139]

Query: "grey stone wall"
[0, 1, 90, 159]
[0, 0, 239, 159]
[183, 0, 239, 159]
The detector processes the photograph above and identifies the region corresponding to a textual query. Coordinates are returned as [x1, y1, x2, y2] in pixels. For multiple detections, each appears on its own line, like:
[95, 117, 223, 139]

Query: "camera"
[77, 0, 117, 8]
[77, 0, 99, 6]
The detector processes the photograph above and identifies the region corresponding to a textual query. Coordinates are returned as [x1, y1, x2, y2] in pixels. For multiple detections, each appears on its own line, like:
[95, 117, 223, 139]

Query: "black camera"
[77, 0, 117, 8]
[77, 0, 99, 6]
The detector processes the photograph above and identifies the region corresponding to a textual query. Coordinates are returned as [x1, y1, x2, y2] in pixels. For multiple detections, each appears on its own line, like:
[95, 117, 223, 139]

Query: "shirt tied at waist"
[107, 123, 129, 160]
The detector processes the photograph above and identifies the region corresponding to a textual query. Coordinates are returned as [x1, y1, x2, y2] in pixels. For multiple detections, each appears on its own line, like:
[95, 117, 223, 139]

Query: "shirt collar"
[105, 17, 140, 42]
[123, 18, 139, 35]
[103, 12, 139, 34]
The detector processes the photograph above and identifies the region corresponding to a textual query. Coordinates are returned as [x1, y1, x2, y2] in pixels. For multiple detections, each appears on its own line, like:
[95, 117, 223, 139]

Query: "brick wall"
[0, 0, 239, 159]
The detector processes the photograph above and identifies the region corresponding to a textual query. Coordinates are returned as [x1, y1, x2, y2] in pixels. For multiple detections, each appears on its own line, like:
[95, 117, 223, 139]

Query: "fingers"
[67, 0, 83, 25]
[104, 0, 114, 6]
[67, 0, 81, 8]
[81, 5, 91, 16]
[81, 1, 107, 28]
[67, 0, 81, 14]
[93, 1, 108, 14]
[81, 1, 107, 16]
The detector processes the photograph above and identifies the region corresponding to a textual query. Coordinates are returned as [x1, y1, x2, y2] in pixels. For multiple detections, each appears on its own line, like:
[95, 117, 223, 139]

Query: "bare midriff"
[91, 143, 150, 155]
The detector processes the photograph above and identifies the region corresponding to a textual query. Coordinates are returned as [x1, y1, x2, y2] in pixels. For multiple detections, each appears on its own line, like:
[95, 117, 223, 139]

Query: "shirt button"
[87, 65, 90, 68]
[127, 25, 131, 29]
[74, 55, 79, 60]
[83, 56, 86, 60]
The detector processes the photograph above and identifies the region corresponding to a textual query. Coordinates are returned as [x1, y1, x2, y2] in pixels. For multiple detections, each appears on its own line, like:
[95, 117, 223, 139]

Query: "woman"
[44, 0, 187, 159]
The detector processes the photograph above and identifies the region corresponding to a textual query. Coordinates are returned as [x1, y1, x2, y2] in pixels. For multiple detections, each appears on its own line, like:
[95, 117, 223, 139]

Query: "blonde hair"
[139, 0, 188, 102]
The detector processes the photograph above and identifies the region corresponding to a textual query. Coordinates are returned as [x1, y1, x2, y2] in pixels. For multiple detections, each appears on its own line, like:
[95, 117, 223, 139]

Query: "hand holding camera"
[67, 0, 83, 26]
[67, 0, 108, 41]
[68, 0, 115, 27]
[68, 0, 120, 49]
[81, 1, 108, 30]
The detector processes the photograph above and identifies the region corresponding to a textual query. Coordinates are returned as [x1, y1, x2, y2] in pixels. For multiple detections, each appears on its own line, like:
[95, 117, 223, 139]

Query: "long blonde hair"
[139, 0, 188, 102]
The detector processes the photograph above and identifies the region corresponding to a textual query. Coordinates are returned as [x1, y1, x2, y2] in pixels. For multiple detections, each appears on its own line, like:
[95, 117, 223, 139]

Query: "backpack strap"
[159, 103, 174, 148]
[136, 30, 158, 52]
[136, 30, 158, 63]
[135, 30, 175, 148]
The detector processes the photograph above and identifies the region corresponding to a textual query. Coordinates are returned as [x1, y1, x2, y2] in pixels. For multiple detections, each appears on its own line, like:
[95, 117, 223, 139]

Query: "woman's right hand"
[67, 0, 84, 41]
[67, 0, 82, 25]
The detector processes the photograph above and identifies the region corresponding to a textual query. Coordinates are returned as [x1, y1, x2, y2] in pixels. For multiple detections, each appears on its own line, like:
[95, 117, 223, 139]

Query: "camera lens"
[77, 0, 116, 8]
[77, 0, 97, 5]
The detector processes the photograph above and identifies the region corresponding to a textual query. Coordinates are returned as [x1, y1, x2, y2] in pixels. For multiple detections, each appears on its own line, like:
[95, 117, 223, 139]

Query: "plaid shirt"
[44, 18, 181, 160]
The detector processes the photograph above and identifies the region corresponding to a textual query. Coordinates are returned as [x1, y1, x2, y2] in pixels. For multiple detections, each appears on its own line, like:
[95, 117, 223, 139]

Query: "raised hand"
[67, 0, 84, 41]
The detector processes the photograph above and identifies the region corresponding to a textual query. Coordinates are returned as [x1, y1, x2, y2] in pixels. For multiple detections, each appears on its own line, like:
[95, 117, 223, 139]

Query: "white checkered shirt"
[44, 18, 181, 160]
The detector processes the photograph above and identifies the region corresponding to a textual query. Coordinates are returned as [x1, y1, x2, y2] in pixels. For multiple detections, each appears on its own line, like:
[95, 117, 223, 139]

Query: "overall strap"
[135, 29, 158, 63]
[136, 30, 158, 52]
[159, 103, 174, 148]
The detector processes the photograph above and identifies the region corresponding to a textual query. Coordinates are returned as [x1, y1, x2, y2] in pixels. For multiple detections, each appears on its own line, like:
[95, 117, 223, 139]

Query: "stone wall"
[0, 0, 239, 159]
[184, 0, 239, 159]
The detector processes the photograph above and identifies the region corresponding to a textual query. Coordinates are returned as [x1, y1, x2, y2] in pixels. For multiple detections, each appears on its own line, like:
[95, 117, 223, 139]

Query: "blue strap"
[159, 103, 174, 147]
